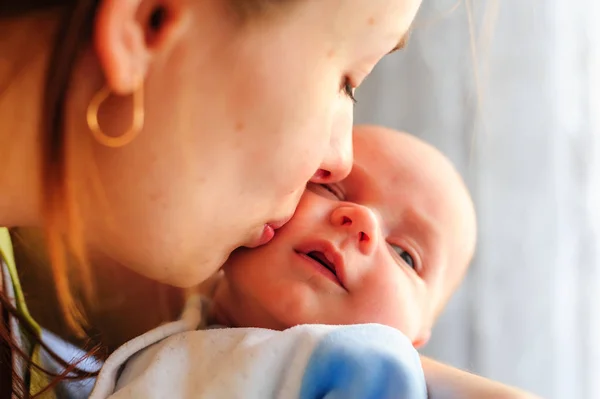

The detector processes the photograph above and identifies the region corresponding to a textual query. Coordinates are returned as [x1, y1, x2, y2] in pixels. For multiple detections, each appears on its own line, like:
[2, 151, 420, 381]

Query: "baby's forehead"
[352, 127, 456, 194]
[352, 125, 472, 207]
[354, 127, 444, 165]
[353, 126, 403, 157]
[352, 127, 458, 242]
[352, 126, 476, 304]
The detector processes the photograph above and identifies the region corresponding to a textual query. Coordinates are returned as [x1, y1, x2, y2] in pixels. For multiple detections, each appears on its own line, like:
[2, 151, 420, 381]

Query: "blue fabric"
[40, 329, 102, 398]
[299, 324, 427, 399]
[90, 301, 428, 399]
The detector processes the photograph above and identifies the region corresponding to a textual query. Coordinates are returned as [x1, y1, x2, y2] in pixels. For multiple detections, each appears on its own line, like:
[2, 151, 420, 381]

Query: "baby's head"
[211, 125, 476, 347]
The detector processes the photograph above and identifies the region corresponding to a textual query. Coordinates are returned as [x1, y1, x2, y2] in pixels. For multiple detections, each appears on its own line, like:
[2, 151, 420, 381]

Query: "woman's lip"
[268, 214, 293, 230]
[245, 214, 293, 248]
[246, 224, 276, 248]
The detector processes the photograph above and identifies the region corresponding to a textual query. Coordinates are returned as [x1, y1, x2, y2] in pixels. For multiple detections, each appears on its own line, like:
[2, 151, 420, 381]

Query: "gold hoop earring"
[86, 82, 144, 148]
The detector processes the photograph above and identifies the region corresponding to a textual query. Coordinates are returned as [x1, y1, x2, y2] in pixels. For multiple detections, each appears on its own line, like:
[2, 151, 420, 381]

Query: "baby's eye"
[390, 244, 415, 269]
[341, 77, 357, 104]
[321, 184, 345, 201]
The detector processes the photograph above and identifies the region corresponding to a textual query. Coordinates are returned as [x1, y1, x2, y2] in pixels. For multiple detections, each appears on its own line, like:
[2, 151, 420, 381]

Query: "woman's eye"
[342, 78, 357, 104]
[391, 244, 415, 268]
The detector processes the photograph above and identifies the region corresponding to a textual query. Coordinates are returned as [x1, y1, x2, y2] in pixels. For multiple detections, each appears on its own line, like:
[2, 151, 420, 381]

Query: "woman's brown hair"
[0, 0, 291, 397]
[1, 1, 102, 398]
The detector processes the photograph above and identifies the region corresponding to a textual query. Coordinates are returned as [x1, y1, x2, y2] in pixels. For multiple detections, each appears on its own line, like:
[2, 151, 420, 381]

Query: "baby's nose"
[330, 204, 378, 256]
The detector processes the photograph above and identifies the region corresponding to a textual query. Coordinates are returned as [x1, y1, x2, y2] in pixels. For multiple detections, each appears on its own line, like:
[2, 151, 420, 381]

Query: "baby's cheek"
[357, 278, 408, 325]
[271, 283, 321, 327]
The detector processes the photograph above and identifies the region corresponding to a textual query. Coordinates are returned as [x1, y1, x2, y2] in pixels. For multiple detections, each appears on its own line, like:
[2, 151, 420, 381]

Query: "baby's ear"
[412, 329, 431, 349]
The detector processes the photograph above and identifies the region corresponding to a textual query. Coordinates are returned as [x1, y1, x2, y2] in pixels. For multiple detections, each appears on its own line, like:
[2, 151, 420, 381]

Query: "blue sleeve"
[299, 324, 427, 399]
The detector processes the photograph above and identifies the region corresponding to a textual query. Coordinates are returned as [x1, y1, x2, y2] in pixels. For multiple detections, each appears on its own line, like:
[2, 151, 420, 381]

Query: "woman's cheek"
[335, 102, 354, 138]
[286, 146, 326, 189]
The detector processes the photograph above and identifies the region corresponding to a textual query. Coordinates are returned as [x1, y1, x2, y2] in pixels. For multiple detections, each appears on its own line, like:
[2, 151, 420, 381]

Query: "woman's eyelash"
[343, 78, 357, 104]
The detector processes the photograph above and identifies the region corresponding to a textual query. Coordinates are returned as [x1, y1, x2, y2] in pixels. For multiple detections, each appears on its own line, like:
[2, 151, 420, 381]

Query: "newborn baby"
[90, 125, 476, 399]
[210, 125, 476, 348]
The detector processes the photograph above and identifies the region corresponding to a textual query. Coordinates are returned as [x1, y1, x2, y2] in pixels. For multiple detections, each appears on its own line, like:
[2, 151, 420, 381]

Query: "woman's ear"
[94, 0, 188, 94]
[413, 329, 431, 349]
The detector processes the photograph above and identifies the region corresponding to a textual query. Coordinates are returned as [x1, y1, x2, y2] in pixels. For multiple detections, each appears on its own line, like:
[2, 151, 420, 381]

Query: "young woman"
[0, 1, 536, 398]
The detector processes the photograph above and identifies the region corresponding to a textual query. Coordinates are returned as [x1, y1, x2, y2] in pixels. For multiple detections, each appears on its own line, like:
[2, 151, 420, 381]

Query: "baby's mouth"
[306, 251, 337, 277]
[294, 240, 347, 290]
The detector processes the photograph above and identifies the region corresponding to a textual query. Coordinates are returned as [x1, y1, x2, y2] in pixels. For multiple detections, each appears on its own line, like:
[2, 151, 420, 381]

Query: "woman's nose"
[329, 204, 378, 256]
[310, 122, 353, 184]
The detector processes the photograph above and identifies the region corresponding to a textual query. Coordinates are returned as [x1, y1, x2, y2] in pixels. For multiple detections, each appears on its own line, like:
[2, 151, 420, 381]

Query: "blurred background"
[354, 1, 600, 398]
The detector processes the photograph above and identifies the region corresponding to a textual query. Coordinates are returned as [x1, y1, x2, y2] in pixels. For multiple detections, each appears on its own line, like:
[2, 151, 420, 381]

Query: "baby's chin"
[194, 270, 225, 298]
[207, 297, 234, 327]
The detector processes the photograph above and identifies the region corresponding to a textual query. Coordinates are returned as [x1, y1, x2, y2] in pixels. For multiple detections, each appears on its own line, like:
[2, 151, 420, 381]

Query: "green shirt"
[1, 227, 55, 398]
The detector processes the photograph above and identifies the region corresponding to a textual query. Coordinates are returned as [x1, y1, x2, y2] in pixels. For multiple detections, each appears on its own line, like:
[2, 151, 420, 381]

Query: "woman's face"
[69, 0, 421, 286]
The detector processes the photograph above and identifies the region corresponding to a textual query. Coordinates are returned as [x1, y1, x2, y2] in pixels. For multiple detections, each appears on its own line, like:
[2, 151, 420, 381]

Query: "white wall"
[355, 1, 600, 398]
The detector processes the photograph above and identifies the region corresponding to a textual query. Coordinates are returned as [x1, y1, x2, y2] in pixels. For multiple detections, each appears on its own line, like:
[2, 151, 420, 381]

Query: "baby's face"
[212, 126, 476, 347]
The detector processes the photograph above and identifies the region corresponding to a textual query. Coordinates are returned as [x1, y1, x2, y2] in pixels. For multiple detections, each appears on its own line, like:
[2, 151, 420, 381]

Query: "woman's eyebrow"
[388, 28, 413, 54]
